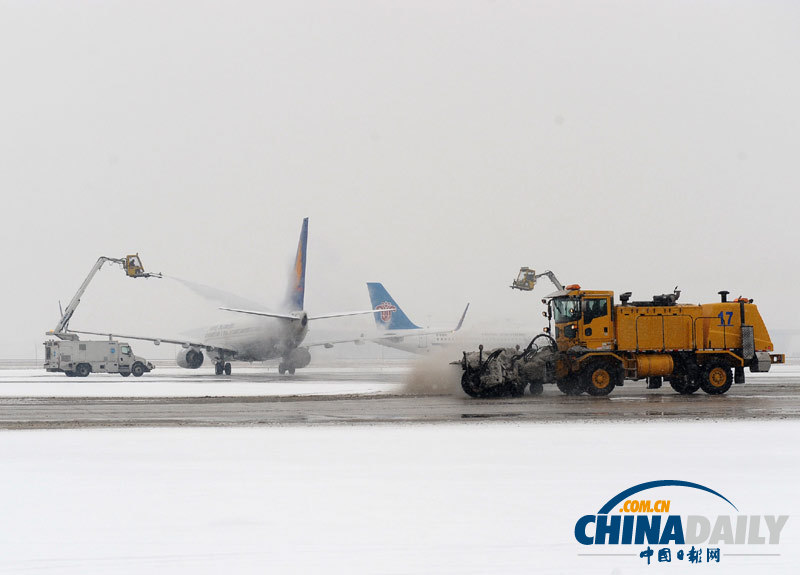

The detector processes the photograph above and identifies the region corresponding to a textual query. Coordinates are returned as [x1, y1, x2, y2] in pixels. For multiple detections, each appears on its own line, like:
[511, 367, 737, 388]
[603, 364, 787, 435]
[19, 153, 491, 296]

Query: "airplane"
[71, 218, 384, 375]
[365, 282, 537, 354]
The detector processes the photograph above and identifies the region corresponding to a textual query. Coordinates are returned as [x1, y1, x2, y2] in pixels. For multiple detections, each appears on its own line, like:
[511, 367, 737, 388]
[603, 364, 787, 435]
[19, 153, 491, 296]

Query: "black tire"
[64, 371, 75, 377]
[75, 363, 91, 378]
[583, 360, 619, 396]
[278, 364, 286, 375]
[224, 362, 232, 375]
[529, 382, 544, 396]
[509, 382, 526, 398]
[288, 367, 296, 375]
[557, 377, 584, 396]
[669, 377, 699, 395]
[699, 361, 733, 395]
[131, 363, 145, 377]
[120, 372, 131, 377]
[214, 362, 223, 375]
[461, 372, 480, 398]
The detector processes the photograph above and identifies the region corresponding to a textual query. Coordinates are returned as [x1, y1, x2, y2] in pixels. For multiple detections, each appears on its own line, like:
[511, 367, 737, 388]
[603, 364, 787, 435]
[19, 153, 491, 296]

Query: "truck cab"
[549, 286, 614, 351]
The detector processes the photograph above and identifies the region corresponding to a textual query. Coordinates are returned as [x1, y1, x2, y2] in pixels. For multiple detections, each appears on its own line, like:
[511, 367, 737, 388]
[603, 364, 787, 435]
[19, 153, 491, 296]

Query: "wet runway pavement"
[1, 370, 799, 428]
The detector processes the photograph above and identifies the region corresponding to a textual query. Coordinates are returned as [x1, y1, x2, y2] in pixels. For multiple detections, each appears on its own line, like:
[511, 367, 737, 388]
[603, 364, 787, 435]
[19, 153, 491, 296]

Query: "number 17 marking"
[718, 311, 733, 326]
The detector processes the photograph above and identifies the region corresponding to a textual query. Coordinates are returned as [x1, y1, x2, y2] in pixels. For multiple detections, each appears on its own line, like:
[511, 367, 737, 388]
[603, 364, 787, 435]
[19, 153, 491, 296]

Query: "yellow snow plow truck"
[459, 271, 784, 398]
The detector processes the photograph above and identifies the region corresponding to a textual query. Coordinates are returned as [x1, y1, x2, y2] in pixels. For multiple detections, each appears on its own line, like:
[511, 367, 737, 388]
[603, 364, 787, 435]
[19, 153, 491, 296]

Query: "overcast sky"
[1, 1, 798, 360]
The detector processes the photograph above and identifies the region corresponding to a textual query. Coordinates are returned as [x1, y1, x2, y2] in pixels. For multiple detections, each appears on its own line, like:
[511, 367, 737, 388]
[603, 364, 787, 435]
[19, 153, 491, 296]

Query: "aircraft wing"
[67, 329, 237, 355]
[218, 307, 301, 321]
[303, 304, 470, 349]
[308, 310, 389, 320]
[219, 307, 387, 321]
[303, 326, 456, 349]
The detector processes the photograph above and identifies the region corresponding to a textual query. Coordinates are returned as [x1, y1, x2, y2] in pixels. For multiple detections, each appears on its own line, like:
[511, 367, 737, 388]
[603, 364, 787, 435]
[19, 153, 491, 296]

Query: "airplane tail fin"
[284, 218, 308, 311]
[366, 283, 420, 330]
[454, 303, 470, 331]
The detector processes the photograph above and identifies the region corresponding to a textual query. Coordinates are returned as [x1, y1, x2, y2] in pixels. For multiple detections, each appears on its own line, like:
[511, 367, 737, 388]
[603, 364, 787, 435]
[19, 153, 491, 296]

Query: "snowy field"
[0, 365, 407, 397]
[0, 421, 798, 574]
[0, 362, 797, 398]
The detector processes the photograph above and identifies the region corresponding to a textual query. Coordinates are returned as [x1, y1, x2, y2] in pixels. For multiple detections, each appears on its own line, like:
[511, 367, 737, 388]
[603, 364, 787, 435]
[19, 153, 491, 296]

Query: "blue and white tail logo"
[366, 283, 420, 330]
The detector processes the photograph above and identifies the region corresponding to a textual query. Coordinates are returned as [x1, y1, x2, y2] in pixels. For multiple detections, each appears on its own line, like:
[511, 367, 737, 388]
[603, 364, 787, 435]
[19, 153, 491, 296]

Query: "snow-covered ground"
[0, 365, 407, 397]
[0, 422, 797, 574]
[1, 362, 797, 399]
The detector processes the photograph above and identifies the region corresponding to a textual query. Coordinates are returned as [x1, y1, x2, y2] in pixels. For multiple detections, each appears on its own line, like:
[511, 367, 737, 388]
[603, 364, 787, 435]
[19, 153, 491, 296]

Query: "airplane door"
[418, 335, 428, 349]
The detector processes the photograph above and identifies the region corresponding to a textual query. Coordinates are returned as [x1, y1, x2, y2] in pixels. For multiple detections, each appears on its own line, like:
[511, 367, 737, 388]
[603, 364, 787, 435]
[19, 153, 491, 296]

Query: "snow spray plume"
[402, 347, 464, 396]
[164, 276, 265, 310]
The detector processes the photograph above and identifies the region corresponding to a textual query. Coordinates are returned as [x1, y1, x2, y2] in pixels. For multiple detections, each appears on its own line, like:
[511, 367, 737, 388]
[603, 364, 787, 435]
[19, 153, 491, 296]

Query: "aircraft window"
[582, 299, 608, 324]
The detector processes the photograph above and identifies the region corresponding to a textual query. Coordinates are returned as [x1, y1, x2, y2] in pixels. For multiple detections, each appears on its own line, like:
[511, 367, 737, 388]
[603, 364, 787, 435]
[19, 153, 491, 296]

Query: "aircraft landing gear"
[215, 361, 232, 375]
[278, 362, 296, 375]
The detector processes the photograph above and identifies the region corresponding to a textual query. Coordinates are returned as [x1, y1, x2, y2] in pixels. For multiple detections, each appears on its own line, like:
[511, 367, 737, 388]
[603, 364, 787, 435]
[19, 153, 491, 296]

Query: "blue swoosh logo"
[597, 480, 738, 514]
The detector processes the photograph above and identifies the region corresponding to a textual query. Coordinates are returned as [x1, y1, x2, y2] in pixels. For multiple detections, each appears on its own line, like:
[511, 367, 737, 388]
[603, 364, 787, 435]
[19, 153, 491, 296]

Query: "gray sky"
[1, 1, 799, 359]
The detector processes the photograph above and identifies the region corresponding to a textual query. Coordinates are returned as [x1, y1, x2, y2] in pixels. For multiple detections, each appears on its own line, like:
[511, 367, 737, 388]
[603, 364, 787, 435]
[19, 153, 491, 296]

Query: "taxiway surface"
[1, 363, 799, 428]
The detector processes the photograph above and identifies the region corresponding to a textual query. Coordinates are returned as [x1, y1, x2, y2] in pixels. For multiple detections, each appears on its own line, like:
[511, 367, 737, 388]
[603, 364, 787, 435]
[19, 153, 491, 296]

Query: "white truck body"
[44, 339, 154, 377]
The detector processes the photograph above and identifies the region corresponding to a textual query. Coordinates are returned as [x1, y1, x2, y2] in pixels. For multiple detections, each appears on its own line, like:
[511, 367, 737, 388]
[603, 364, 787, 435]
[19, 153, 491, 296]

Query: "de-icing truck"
[458, 269, 785, 398]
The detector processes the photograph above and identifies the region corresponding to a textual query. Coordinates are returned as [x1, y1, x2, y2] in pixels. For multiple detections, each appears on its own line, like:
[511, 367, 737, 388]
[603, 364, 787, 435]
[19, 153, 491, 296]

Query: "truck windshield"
[121, 346, 131, 355]
[552, 297, 581, 323]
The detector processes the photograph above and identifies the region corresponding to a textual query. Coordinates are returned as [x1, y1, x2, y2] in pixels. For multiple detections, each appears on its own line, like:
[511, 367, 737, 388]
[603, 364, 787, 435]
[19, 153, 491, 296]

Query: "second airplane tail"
[284, 217, 308, 311]
[366, 283, 421, 330]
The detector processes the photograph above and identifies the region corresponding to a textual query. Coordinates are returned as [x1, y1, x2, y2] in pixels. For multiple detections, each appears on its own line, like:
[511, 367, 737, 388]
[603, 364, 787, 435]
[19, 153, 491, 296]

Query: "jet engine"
[176, 348, 204, 369]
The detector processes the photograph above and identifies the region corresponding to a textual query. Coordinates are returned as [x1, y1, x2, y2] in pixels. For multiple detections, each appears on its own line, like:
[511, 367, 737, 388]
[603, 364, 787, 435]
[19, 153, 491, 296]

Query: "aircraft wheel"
[214, 362, 223, 376]
[288, 367, 296, 375]
[278, 364, 286, 375]
[224, 362, 232, 375]
[131, 363, 145, 377]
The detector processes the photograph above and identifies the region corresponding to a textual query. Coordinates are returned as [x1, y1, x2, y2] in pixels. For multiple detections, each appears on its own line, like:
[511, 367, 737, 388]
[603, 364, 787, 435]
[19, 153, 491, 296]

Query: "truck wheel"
[528, 382, 544, 396]
[557, 377, 583, 396]
[64, 371, 76, 377]
[669, 377, 699, 395]
[75, 363, 91, 378]
[461, 373, 480, 398]
[120, 372, 131, 377]
[131, 363, 145, 377]
[699, 361, 732, 395]
[583, 361, 619, 396]
[508, 382, 525, 398]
